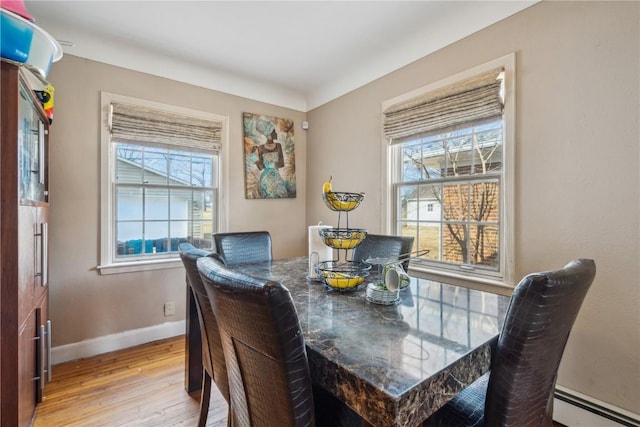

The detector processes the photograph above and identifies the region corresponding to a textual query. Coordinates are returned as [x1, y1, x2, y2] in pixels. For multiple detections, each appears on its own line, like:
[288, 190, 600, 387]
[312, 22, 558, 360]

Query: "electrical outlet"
[164, 301, 175, 317]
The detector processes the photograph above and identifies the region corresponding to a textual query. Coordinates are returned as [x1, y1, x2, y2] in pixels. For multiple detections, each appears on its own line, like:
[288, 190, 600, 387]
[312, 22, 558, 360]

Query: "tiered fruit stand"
[317, 186, 371, 291]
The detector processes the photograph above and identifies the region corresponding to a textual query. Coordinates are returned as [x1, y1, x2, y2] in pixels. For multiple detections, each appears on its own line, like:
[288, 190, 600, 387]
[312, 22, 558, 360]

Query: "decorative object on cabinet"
[242, 112, 296, 199]
[1, 60, 52, 426]
[0, 7, 63, 80]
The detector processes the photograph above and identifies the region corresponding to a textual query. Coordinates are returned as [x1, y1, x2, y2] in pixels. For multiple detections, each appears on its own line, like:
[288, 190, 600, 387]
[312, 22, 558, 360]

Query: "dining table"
[184, 256, 509, 427]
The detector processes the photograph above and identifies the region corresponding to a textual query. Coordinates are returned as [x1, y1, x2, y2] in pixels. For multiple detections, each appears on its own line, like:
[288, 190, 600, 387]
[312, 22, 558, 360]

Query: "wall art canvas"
[243, 112, 296, 199]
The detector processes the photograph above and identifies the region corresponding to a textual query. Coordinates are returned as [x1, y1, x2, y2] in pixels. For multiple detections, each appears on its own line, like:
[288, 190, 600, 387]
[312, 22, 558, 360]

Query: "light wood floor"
[34, 335, 567, 427]
[34, 335, 228, 427]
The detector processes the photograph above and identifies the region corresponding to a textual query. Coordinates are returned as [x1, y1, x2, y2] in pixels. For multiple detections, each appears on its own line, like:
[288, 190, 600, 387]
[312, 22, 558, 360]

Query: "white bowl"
[26, 20, 62, 80]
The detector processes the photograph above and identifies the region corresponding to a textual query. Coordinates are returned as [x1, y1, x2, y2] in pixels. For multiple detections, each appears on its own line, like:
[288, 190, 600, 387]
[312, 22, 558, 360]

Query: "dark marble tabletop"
[226, 257, 509, 427]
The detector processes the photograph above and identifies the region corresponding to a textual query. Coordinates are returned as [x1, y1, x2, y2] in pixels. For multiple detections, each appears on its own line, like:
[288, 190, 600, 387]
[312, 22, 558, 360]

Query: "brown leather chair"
[197, 256, 315, 427]
[178, 243, 230, 427]
[423, 259, 596, 427]
[213, 231, 272, 265]
[351, 234, 415, 272]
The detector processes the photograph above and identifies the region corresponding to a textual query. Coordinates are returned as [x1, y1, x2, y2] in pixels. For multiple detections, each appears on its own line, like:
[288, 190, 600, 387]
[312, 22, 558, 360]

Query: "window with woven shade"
[99, 92, 227, 274]
[383, 55, 515, 284]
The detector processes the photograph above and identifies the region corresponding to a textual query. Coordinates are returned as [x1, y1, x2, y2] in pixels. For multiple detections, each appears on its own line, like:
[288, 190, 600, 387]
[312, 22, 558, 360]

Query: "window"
[383, 55, 515, 285]
[99, 93, 227, 275]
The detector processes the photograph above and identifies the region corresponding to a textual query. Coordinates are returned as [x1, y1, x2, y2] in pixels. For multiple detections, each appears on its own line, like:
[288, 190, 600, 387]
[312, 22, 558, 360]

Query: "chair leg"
[198, 371, 212, 427]
[226, 406, 232, 427]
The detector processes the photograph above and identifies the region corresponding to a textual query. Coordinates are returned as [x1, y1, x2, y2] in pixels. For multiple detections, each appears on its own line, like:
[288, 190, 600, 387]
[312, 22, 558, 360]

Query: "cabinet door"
[18, 311, 37, 426]
[17, 207, 48, 323]
[18, 80, 48, 203]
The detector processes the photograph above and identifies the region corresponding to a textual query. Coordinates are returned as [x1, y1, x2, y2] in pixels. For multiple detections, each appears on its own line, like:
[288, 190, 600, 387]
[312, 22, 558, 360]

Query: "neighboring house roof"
[116, 157, 191, 187]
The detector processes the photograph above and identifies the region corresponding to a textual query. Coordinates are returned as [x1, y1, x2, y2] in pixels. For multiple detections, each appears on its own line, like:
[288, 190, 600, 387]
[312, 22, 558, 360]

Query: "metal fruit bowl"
[322, 192, 365, 212]
[318, 228, 367, 250]
[317, 261, 371, 290]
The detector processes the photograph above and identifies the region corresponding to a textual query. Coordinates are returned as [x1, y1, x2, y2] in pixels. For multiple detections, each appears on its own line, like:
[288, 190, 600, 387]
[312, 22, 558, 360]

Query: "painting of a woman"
[243, 113, 296, 199]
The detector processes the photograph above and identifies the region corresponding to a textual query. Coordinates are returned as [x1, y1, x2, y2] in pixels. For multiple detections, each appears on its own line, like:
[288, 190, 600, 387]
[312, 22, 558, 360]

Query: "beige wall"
[307, 1, 639, 414]
[46, 56, 307, 347]
[45, 0, 638, 415]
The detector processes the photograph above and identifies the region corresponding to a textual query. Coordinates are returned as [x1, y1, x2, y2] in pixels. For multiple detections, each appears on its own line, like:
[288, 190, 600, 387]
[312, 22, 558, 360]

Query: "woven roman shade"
[110, 102, 222, 151]
[383, 68, 504, 142]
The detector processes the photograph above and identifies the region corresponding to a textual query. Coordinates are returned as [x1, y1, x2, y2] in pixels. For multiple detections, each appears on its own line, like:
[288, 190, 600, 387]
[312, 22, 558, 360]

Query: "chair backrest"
[197, 256, 315, 427]
[485, 259, 596, 427]
[178, 243, 229, 402]
[213, 231, 273, 265]
[351, 234, 414, 271]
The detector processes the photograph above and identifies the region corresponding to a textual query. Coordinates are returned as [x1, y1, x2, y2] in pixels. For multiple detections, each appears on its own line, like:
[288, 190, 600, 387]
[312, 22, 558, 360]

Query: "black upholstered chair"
[213, 231, 272, 266]
[424, 259, 596, 427]
[351, 233, 414, 272]
[197, 256, 315, 427]
[178, 243, 230, 427]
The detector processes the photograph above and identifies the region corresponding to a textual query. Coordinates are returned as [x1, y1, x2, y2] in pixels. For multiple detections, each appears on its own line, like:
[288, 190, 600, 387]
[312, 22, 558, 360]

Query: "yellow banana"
[322, 176, 364, 211]
[322, 176, 333, 194]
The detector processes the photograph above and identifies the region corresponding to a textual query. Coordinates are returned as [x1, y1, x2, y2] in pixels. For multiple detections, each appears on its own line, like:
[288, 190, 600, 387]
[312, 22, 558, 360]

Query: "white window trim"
[97, 92, 229, 275]
[381, 53, 516, 288]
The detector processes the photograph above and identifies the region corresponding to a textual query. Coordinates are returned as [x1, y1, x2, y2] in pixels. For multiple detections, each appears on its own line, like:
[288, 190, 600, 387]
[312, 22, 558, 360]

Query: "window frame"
[98, 92, 228, 275]
[381, 54, 516, 287]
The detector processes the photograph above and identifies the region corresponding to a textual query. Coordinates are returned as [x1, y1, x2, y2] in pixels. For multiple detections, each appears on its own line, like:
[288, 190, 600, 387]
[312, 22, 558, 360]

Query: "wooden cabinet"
[1, 61, 52, 426]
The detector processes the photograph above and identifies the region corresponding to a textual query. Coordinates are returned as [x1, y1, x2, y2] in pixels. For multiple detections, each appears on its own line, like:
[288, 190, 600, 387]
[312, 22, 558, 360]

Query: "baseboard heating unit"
[554, 387, 639, 427]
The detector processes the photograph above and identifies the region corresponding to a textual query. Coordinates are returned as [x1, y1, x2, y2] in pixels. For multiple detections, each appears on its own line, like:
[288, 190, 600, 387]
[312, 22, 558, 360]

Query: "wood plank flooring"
[34, 335, 568, 427]
[33, 335, 227, 427]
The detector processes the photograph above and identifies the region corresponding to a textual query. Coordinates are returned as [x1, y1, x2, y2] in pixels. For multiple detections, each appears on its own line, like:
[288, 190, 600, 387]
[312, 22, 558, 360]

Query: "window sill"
[97, 258, 183, 275]
[407, 265, 515, 296]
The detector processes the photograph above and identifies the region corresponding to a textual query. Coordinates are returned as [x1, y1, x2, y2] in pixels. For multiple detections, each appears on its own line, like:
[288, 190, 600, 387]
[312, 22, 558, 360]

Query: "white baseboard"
[554, 385, 640, 427]
[51, 320, 186, 365]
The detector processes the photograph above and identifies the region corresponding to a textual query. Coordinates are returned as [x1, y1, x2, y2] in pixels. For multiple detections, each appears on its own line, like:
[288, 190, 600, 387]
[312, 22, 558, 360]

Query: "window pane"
[412, 141, 446, 181]
[191, 153, 213, 187]
[116, 221, 146, 255]
[145, 188, 168, 220]
[469, 225, 499, 268]
[443, 223, 467, 264]
[191, 220, 207, 240]
[415, 223, 440, 261]
[168, 150, 192, 186]
[417, 184, 441, 222]
[116, 144, 143, 184]
[422, 141, 445, 179]
[117, 187, 142, 220]
[146, 221, 168, 241]
[470, 180, 499, 224]
[442, 183, 468, 222]
[401, 143, 424, 182]
[399, 185, 417, 221]
[472, 123, 502, 174]
[444, 132, 473, 177]
[171, 221, 190, 238]
[143, 147, 168, 185]
[169, 189, 191, 220]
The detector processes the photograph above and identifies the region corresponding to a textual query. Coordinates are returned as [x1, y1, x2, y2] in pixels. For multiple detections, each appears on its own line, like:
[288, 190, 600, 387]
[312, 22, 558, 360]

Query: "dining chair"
[196, 256, 315, 427]
[178, 243, 230, 427]
[351, 233, 414, 272]
[213, 231, 273, 265]
[423, 258, 596, 427]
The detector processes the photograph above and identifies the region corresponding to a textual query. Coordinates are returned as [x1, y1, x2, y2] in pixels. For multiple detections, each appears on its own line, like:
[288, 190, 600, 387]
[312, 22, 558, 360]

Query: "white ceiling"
[25, 1, 536, 111]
